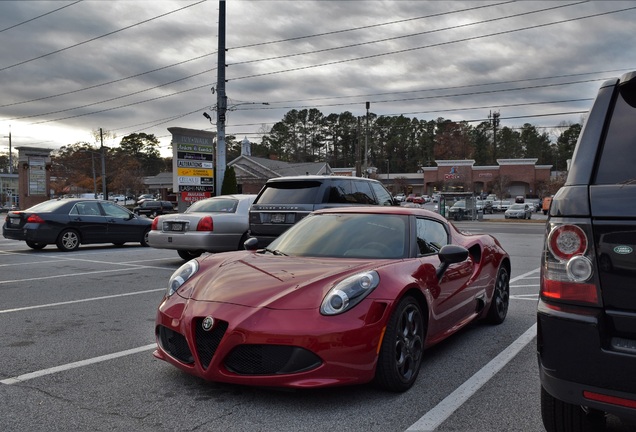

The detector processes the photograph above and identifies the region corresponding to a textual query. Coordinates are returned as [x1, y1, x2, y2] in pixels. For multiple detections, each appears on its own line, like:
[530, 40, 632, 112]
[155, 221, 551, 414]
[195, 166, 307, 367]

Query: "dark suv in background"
[133, 200, 175, 218]
[538, 71, 636, 431]
[249, 175, 395, 246]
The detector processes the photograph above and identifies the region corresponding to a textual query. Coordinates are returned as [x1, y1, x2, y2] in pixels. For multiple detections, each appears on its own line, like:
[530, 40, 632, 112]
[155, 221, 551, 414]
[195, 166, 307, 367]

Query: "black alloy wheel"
[375, 295, 425, 392]
[56, 229, 81, 252]
[26, 241, 46, 250]
[486, 265, 509, 324]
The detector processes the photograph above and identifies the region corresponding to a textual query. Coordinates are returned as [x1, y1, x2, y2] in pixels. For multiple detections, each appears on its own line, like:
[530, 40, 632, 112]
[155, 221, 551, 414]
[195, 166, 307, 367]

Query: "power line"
[229, 1, 588, 67]
[0, 0, 206, 73]
[0, 0, 83, 34]
[228, 5, 636, 82]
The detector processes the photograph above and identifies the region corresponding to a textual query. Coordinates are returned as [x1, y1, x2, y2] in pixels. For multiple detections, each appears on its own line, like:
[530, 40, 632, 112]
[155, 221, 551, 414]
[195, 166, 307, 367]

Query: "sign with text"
[169, 128, 216, 198]
[177, 168, 214, 177]
[181, 191, 212, 203]
[178, 185, 214, 192]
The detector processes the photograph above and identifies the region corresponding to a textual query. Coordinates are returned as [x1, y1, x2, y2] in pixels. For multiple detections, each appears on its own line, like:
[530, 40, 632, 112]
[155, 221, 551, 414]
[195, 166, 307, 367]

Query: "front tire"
[375, 296, 425, 392]
[56, 229, 80, 252]
[541, 386, 606, 432]
[486, 265, 509, 324]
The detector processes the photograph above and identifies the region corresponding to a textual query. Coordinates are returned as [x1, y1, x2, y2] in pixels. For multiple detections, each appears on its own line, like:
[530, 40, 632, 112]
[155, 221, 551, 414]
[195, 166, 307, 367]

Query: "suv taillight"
[541, 221, 601, 306]
[197, 216, 213, 231]
[151, 217, 159, 230]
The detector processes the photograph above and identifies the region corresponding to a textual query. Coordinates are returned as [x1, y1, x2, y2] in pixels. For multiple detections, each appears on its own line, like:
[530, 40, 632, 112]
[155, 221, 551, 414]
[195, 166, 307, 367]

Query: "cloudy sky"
[1, 0, 635, 158]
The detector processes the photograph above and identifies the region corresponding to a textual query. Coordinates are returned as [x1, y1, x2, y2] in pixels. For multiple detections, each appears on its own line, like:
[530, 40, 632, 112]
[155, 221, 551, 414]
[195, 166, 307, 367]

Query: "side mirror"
[436, 244, 469, 280]
[244, 237, 259, 251]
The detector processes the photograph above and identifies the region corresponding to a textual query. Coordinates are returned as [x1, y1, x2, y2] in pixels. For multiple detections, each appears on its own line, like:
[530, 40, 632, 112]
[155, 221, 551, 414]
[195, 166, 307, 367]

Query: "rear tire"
[541, 386, 606, 432]
[26, 241, 46, 250]
[177, 249, 202, 260]
[56, 229, 80, 252]
[486, 265, 509, 324]
[375, 296, 425, 392]
[140, 228, 150, 247]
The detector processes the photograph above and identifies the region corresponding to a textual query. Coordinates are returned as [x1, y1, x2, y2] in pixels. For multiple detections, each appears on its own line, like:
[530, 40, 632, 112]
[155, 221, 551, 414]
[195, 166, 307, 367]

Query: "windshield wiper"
[262, 248, 288, 256]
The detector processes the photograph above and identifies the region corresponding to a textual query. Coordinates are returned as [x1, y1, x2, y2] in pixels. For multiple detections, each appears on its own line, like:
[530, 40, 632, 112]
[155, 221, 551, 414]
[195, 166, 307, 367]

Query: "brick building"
[386, 158, 552, 198]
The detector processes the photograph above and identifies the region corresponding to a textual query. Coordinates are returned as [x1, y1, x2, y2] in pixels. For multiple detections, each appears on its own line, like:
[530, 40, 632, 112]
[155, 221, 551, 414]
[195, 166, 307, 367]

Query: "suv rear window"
[594, 79, 636, 185]
[256, 181, 321, 204]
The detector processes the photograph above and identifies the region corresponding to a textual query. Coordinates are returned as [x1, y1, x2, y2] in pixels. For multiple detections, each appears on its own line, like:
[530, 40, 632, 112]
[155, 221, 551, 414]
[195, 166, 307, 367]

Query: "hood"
[189, 252, 377, 310]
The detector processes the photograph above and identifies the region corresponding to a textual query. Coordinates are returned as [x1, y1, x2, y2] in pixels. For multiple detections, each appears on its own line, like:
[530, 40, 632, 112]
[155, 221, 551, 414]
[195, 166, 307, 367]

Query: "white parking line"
[0, 288, 165, 314]
[406, 268, 540, 431]
[1, 344, 156, 385]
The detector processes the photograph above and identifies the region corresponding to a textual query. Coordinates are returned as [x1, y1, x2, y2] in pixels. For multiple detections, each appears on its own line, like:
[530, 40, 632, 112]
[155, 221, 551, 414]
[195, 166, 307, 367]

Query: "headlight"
[320, 271, 379, 315]
[167, 260, 199, 297]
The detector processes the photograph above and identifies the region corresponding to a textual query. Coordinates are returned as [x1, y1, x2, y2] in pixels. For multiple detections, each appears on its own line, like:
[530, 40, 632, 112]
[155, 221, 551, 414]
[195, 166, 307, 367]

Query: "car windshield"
[187, 198, 238, 213]
[509, 204, 525, 210]
[266, 213, 408, 259]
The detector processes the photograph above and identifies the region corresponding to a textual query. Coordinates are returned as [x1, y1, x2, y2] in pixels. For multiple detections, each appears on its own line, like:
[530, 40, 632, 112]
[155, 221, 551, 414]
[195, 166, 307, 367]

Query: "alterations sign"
[169, 128, 216, 195]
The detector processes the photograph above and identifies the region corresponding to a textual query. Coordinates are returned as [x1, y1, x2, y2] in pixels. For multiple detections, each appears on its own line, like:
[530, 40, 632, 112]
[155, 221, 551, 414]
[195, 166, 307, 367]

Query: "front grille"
[194, 318, 228, 370]
[157, 326, 194, 364]
[225, 345, 322, 375]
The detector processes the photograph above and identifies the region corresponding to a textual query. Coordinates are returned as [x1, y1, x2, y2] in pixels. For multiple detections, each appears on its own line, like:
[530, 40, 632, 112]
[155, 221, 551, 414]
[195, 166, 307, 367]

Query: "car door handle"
[107, 218, 117, 223]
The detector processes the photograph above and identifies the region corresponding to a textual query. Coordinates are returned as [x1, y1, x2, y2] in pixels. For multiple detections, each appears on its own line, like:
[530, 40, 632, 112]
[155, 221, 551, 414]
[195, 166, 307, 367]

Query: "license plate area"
[9, 217, 20, 227]
[164, 221, 187, 232]
[270, 213, 286, 223]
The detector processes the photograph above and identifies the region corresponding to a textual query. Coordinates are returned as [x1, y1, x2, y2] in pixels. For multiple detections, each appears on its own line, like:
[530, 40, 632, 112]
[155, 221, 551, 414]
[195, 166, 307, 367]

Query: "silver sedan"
[148, 194, 256, 260]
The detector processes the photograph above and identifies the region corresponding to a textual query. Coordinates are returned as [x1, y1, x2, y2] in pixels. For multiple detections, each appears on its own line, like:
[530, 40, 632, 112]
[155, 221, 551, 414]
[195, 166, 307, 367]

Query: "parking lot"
[0, 219, 631, 431]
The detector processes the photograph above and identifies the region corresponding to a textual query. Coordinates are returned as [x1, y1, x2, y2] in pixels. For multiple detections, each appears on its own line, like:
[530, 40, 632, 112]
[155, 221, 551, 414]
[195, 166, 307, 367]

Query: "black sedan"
[2, 198, 152, 252]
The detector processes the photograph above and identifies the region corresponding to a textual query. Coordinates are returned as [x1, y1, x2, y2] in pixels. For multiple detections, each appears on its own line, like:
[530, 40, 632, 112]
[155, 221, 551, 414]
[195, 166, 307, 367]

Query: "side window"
[352, 181, 377, 204]
[370, 182, 394, 206]
[101, 202, 131, 218]
[415, 218, 449, 255]
[327, 180, 355, 204]
[595, 79, 636, 184]
[73, 202, 101, 216]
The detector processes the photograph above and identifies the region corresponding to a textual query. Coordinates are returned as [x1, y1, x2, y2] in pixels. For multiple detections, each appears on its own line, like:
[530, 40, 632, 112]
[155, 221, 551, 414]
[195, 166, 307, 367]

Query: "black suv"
[538, 71, 636, 430]
[133, 200, 175, 218]
[249, 175, 395, 246]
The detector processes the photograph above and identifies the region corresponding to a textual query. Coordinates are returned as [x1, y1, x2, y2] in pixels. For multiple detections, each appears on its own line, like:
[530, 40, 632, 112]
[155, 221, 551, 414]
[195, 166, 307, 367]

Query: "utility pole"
[7, 129, 12, 174]
[216, 0, 227, 196]
[365, 101, 370, 176]
[489, 110, 500, 163]
[100, 128, 107, 200]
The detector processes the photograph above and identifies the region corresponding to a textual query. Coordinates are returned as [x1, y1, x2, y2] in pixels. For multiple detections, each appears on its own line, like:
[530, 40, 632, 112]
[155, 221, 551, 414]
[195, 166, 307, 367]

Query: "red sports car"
[154, 206, 510, 392]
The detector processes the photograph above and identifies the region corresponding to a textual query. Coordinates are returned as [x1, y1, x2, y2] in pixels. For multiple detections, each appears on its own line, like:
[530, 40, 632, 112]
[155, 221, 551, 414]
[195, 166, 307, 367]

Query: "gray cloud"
[0, 0, 635, 155]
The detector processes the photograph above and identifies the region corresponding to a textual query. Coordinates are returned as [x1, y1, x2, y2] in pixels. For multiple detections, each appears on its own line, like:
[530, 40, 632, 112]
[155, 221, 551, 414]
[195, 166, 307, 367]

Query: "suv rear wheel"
[541, 386, 606, 432]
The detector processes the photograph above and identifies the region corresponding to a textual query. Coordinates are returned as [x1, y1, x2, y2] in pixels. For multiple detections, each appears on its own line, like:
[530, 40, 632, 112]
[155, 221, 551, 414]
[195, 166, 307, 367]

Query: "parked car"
[394, 193, 406, 202]
[406, 194, 424, 204]
[448, 200, 471, 220]
[154, 206, 510, 391]
[525, 198, 541, 212]
[493, 200, 511, 212]
[136, 193, 155, 204]
[148, 194, 256, 261]
[249, 175, 395, 247]
[2, 198, 151, 251]
[504, 203, 532, 219]
[515, 195, 525, 203]
[538, 71, 636, 430]
[133, 200, 175, 218]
